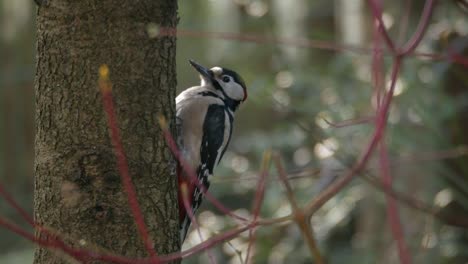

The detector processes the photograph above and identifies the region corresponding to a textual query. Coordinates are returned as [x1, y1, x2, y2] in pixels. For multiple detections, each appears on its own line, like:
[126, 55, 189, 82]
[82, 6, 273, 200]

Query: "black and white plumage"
[176, 60, 247, 243]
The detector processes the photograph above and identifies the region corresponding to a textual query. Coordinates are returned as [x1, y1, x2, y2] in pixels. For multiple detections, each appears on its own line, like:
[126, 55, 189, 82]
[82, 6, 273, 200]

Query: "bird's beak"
[189, 60, 213, 83]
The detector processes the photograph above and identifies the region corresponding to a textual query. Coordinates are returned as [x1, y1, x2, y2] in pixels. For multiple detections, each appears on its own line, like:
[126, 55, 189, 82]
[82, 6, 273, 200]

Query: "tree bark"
[34, 1, 179, 263]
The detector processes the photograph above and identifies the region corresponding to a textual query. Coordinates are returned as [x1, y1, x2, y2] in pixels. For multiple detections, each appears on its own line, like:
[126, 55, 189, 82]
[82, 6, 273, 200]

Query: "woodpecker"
[176, 60, 247, 242]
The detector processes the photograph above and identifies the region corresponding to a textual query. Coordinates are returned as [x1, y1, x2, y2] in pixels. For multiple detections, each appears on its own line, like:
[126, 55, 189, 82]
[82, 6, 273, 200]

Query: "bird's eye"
[222, 76, 230, 83]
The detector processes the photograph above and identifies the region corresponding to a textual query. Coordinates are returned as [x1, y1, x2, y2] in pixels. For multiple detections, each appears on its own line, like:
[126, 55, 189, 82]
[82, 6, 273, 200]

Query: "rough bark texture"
[34, 0, 179, 263]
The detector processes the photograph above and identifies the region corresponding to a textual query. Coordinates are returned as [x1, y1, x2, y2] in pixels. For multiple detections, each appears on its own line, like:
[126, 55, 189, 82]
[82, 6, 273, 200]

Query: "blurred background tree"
[1, 0, 467, 263]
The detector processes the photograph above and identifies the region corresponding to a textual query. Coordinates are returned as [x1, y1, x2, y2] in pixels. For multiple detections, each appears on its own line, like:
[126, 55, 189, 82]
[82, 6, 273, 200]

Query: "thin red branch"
[0, 215, 100, 263]
[226, 241, 246, 264]
[0, 2, 459, 263]
[180, 183, 217, 264]
[323, 116, 375, 128]
[0, 217, 43, 250]
[0, 183, 136, 263]
[379, 142, 412, 264]
[0, 184, 35, 226]
[4, 168, 467, 264]
[415, 51, 468, 67]
[371, 0, 385, 108]
[396, 146, 468, 163]
[157, 116, 249, 223]
[215, 145, 468, 183]
[368, 0, 397, 53]
[163, 223, 256, 262]
[160, 27, 370, 55]
[98, 65, 158, 260]
[397, 0, 413, 44]
[245, 151, 270, 264]
[361, 174, 468, 228]
[273, 154, 324, 264]
[368, 1, 413, 261]
[304, 57, 401, 214]
[0, 185, 83, 261]
[400, 0, 436, 55]
[157, 28, 468, 67]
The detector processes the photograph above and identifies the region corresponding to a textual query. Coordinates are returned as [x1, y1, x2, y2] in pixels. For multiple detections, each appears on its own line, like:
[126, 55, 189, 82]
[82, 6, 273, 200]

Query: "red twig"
[379, 142, 412, 264]
[157, 28, 468, 67]
[273, 154, 324, 264]
[160, 27, 370, 55]
[0, 183, 92, 262]
[371, 0, 385, 108]
[400, 0, 436, 55]
[368, 1, 413, 261]
[397, 0, 413, 44]
[0, 2, 456, 264]
[304, 57, 401, 214]
[323, 116, 375, 128]
[244, 151, 270, 264]
[415, 51, 468, 67]
[98, 65, 158, 260]
[161, 223, 257, 262]
[0, 215, 101, 263]
[368, 0, 396, 52]
[0, 184, 34, 227]
[180, 183, 217, 264]
[0, 217, 77, 262]
[396, 146, 468, 163]
[0, 211, 258, 264]
[157, 116, 249, 223]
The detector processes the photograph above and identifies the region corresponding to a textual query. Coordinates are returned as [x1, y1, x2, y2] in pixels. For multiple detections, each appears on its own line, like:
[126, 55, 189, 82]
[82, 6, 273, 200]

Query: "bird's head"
[189, 60, 247, 102]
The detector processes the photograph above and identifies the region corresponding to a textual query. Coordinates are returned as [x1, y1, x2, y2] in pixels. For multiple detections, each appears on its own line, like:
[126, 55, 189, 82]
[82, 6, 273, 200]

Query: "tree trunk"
[34, 0, 179, 263]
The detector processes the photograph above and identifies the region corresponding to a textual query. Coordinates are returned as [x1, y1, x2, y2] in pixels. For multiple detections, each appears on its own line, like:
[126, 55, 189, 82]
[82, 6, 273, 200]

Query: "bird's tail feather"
[178, 165, 211, 243]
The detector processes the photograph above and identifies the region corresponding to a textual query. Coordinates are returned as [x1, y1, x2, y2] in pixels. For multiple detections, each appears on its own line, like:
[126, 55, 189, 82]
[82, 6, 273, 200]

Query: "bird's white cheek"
[225, 84, 245, 101]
